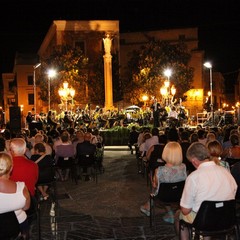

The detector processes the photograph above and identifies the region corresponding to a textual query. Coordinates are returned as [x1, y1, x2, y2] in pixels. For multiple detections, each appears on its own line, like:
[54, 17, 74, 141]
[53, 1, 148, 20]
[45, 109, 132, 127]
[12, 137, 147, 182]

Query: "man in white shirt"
[175, 142, 237, 239]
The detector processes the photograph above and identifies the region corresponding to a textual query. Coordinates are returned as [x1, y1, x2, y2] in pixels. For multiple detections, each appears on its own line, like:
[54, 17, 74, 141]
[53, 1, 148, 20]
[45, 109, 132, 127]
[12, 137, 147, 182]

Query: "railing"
[197, 112, 209, 126]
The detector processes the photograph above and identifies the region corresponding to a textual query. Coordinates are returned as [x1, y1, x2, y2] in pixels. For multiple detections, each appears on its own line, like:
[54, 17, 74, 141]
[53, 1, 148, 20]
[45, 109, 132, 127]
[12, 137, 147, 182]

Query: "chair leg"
[149, 195, 154, 228]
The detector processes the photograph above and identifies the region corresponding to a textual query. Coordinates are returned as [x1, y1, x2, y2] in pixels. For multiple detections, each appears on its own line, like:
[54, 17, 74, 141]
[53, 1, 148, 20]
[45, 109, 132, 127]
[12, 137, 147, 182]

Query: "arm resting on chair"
[181, 206, 192, 216]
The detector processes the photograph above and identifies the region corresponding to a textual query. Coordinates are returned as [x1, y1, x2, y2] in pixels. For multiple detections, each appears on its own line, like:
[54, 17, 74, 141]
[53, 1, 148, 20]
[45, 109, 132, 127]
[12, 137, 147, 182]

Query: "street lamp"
[33, 63, 41, 120]
[58, 81, 75, 112]
[47, 69, 57, 112]
[142, 95, 149, 109]
[204, 62, 214, 126]
[161, 69, 176, 106]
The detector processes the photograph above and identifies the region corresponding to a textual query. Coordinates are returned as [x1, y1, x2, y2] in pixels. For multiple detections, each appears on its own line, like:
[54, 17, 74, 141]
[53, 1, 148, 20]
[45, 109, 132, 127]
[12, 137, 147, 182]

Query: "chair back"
[0, 211, 20, 239]
[156, 180, 185, 202]
[225, 158, 240, 168]
[192, 200, 237, 231]
[78, 154, 95, 165]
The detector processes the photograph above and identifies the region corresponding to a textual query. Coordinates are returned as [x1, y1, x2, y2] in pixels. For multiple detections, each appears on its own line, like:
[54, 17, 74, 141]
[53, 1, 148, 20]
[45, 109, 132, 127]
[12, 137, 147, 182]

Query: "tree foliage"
[37, 45, 89, 106]
[122, 39, 194, 105]
[37, 45, 121, 108]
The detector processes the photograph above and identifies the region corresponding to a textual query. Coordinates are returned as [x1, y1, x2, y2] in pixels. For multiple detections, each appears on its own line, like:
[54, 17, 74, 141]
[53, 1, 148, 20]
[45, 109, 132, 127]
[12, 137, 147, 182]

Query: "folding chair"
[225, 157, 240, 168]
[0, 211, 22, 239]
[179, 200, 240, 239]
[77, 154, 98, 184]
[150, 180, 185, 228]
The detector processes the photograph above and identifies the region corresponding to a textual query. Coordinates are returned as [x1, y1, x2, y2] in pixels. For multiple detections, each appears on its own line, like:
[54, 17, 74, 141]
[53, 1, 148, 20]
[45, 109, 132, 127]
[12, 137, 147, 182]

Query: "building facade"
[2, 21, 226, 124]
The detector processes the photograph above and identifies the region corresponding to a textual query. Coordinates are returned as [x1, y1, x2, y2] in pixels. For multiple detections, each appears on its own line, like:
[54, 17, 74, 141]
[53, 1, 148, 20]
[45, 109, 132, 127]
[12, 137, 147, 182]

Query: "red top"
[10, 155, 39, 196]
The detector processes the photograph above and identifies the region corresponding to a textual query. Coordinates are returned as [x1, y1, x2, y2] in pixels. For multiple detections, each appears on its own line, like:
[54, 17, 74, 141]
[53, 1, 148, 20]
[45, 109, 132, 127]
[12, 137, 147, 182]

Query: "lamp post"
[33, 63, 41, 120]
[163, 68, 175, 106]
[58, 81, 75, 112]
[161, 69, 176, 106]
[142, 95, 148, 109]
[47, 69, 57, 112]
[204, 62, 214, 126]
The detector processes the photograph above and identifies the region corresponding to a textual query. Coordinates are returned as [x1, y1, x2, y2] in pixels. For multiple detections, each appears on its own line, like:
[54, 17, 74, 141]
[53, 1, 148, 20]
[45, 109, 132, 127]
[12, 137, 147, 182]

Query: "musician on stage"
[150, 98, 161, 128]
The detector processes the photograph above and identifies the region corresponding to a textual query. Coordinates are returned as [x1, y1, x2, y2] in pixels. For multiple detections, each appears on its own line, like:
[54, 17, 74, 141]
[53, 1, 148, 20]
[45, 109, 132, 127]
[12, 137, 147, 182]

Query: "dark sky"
[1, 0, 240, 85]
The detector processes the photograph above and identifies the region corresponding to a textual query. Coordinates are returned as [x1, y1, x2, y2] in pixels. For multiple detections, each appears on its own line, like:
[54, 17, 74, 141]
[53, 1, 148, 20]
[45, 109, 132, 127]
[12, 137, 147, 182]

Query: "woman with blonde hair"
[140, 141, 187, 223]
[0, 152, 30, 238]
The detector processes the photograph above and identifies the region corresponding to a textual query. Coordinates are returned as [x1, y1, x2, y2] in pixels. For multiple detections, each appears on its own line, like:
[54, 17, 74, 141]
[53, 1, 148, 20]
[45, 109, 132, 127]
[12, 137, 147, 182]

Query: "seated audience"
[175, 142, 237, 239]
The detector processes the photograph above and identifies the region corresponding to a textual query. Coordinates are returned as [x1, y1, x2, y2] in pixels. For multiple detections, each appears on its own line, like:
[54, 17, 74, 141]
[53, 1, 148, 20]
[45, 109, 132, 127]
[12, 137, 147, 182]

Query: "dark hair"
[60, 131, 70, 142]
[0, 137, 6, 151]
[230, 134, 239, 146]
[33, 142, 46, 154]
[151, 127, 159, 136]
[159, 134, 167, 144]
[167, 128, 179, 141]
[180, 131, 189, 141]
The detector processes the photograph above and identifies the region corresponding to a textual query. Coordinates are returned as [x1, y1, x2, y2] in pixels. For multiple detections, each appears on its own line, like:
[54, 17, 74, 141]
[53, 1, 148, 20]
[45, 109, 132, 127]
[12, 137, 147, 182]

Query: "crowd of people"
[1, 100, 240, 238]
[0, 121, 104, 239]
[128, 123, 240, 238]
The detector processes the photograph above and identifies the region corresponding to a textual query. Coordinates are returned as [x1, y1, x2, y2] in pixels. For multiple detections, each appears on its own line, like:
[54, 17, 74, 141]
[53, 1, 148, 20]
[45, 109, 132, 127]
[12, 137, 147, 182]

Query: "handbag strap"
[35, 154, 46, 164]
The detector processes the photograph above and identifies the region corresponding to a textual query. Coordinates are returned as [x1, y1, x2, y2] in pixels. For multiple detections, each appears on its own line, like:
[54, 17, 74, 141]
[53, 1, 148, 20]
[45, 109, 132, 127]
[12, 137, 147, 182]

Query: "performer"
[151, 98, 161, 128]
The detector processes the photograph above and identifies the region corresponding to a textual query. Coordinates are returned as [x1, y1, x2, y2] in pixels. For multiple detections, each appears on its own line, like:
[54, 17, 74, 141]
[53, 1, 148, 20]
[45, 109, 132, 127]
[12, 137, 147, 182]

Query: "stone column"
[103, 34, 114, 110]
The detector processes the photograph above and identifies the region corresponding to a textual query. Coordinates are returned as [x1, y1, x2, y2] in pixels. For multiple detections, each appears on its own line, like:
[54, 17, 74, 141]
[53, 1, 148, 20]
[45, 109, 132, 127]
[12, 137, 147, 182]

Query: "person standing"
[128, 126, 139, 154]
[151, 98, 161, 128]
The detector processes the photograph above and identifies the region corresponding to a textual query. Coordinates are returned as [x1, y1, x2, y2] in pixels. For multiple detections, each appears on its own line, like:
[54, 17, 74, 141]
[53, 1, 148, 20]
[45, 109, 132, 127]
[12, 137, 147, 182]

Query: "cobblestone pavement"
[30, 146, 178, 240]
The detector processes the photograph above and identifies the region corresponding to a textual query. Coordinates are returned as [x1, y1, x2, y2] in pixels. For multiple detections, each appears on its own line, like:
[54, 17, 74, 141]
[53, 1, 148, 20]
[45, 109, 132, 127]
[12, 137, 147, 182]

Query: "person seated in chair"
[9, 138, 39, 197]
[76, 132, 96, 181]
[175, 142, 237, 240]
[0, 152, 31, 238]
[30, 142, 55, 200]
[128, 126, 139, 154]
[140, 142, 187, 223]
[55, 131, 75, 181]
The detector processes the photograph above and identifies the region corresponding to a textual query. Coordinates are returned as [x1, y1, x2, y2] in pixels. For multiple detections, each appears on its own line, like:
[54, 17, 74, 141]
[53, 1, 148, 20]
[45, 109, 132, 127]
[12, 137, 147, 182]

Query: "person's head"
[60, 131, 70, 143]
[143, 132, 151, 142]
[151, 127, 159, 136]
[230, 134, 239, 146]
[93, 129, 100, 136]
[34, 133, 44, 143]
[167, 127, 179, 142]
[84, 132, 92, 142]
[0, 152, 13, 177]
[197, 129, 206, 139]
[9, 138, 26, 156]
[159, 134, 168, 144]
[190, 132, 198, 143]
[207, 140, 223, 158]
[180, 131, 189, 142]
[206, 132, 216, 143]
[162, 141, 183, 166]
[33, 142, 46, 154]
[186, 142, 210, 168]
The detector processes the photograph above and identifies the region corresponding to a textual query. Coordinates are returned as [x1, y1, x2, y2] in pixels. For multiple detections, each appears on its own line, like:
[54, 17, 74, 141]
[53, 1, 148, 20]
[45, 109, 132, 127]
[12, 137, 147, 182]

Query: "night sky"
[1, 0, 240, 91]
